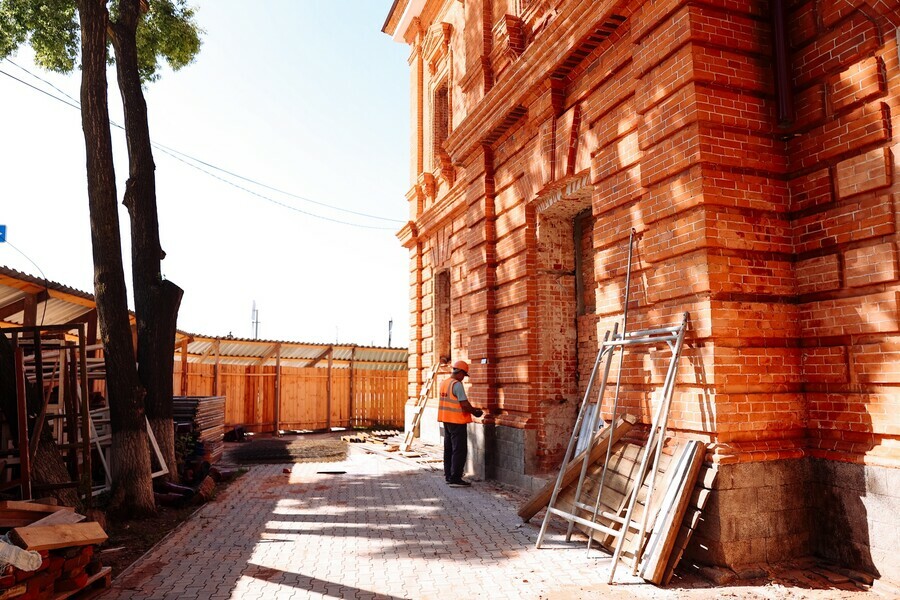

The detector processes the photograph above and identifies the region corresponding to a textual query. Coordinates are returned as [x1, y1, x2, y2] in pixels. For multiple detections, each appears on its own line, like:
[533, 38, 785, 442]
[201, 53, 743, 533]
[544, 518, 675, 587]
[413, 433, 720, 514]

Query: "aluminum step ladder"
[535, 313, 690, 584]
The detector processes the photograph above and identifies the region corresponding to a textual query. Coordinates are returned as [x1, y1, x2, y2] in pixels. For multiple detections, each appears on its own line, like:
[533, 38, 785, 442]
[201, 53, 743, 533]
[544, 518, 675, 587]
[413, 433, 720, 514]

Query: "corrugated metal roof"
[0, 266, 96, 327]
[0, 266, 95, 301]
[1, 266, 408, 370]
[180, 335, 407, 369]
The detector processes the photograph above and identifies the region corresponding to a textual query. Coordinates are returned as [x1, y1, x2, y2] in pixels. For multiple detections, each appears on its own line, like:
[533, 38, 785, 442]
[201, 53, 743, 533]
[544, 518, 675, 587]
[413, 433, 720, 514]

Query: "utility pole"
[388, 318, 393, 347]
[251, 301, 260, 339]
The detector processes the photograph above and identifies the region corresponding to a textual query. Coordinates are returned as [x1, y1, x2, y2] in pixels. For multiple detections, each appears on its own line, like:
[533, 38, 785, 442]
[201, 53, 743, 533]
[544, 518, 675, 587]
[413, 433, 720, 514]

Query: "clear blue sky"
[0, 1, 412, 347]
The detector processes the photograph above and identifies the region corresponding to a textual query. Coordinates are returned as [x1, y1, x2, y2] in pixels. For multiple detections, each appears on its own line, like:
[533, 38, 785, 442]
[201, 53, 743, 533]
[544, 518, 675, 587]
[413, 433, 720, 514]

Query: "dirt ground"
[101, 502, 201, 578]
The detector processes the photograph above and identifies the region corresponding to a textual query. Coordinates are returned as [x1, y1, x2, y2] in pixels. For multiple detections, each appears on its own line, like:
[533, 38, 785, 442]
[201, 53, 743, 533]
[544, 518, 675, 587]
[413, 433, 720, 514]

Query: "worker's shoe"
[448, 479, 471, 487]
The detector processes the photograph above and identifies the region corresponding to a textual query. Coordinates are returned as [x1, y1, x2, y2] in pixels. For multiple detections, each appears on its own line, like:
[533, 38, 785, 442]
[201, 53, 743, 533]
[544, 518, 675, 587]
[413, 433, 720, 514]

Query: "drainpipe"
[771, 0, 795, 127]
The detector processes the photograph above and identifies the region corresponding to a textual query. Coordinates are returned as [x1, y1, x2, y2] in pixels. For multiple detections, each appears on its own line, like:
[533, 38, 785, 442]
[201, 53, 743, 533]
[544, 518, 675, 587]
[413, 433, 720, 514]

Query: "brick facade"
[385, 0, 900, 579]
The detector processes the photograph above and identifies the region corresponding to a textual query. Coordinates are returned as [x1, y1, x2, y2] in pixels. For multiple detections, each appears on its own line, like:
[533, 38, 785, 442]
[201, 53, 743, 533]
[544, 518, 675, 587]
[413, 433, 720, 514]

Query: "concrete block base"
[685, 458, 899, 580]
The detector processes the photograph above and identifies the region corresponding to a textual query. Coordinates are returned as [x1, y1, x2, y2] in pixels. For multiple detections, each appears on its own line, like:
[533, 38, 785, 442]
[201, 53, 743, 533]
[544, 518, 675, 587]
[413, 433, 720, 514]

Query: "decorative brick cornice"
[444, 0, 626, 164]
[396, 221, 418, 248]
[413, 180, 467, 240]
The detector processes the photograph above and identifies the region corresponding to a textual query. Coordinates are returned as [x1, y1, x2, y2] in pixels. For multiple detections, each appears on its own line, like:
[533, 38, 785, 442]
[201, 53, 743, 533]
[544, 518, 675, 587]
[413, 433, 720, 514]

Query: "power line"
[0, 68, 81, 111]
[151, 142, 404, 223]
[1, 58, 406, 229]
[5, 58, 80, 106]
[152, 144, 397, 229]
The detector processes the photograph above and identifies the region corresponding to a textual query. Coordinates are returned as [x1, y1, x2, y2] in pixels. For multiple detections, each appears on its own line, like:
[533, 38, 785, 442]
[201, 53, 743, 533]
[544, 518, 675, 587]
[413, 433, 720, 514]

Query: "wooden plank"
[517, 414, 637, 522]
[0, 298, 26, 321]
[274, 345, 282, 433]
[662, 489, 714, 585]
[213, 339, 220, 396]
[9, 522, 108, 551]
[638, 443, 697, 581]
[0, 583, 26, 600]
[14, 347, 31, 499]
[0, 509, 69, 525]
[27, 510, 86, 528]
[22, 294, 37, 326]
[640, 440, 706, 584]
[641, 443, 686, 540]
[326, 346, 333, 430]
[0, 518, 36, 528]
[348, 346, 355, 427]
[76, 327, 94, 508]
[0, 501, 72, 514]
[180, 339, 189, 395]
[301, 346, 334, 369]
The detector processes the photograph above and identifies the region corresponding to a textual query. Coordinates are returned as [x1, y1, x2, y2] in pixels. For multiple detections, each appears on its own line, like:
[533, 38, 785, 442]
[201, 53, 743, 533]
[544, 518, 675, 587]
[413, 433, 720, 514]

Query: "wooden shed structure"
[174, 336, 408, 432]
[0, 266, 408, 432]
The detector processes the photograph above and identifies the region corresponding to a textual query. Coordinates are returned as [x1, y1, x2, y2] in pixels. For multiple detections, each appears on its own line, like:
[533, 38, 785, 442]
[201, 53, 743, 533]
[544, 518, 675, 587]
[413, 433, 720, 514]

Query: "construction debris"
[0, 505, 111, 599]
[340, 430, 400, 445]
[8, 523, 107, 552]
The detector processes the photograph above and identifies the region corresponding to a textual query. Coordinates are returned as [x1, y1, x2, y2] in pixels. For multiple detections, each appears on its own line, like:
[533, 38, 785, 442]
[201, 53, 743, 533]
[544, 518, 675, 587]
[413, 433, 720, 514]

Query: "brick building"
[383, 0, 900, 579]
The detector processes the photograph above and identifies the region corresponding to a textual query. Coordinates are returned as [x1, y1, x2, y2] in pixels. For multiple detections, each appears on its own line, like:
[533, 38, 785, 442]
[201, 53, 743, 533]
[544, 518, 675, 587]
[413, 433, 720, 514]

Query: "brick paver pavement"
[99, 446, 894, 599]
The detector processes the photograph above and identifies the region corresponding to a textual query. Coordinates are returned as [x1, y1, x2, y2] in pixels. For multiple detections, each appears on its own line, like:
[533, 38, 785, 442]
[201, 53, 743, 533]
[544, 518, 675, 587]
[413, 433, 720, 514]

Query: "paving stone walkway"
[99, 446, 894, 600]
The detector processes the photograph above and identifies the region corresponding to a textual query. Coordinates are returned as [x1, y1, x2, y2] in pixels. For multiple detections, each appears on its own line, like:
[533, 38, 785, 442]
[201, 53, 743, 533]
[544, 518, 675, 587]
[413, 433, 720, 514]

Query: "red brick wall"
[788, 0, 900, 466]
[395, 0, 900, 474]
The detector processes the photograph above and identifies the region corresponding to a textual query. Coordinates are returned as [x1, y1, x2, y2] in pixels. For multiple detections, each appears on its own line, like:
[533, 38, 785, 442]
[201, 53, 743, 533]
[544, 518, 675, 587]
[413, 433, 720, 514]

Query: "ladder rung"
[569, 502, 642, 530]
[573, 500, 617, 516]
[599, 511, 633, 526]
[547, 507, 622, 538]
[573, 500, 594, 512]
[625, 324, 683, 337]
[603, 334, 678, 347]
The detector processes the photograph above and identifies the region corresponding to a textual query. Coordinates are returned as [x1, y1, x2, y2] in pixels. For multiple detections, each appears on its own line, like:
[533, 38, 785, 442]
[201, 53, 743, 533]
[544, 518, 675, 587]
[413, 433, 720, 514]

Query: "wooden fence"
[172, 362, 406, 432]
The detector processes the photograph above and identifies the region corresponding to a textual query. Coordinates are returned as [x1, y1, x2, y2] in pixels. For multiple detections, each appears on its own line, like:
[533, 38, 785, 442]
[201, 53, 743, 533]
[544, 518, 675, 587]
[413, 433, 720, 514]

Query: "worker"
[438, 360, 483, 487]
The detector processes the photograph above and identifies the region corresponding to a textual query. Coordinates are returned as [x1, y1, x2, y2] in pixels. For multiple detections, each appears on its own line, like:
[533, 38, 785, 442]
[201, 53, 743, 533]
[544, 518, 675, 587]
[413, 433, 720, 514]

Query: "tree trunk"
[110, 0, 182, 483]
[77, 0, 155, 516]
[32, 437, 81, 508]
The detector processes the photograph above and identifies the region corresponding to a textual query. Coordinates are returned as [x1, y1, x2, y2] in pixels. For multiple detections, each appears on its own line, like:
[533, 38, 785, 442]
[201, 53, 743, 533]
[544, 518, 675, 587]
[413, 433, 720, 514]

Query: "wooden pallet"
[52, 566, 111, 600]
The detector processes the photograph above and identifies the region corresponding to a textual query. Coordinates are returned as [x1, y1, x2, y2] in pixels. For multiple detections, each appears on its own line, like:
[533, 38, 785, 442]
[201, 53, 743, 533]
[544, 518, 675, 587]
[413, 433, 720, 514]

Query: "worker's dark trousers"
[442, 422, 468, 482]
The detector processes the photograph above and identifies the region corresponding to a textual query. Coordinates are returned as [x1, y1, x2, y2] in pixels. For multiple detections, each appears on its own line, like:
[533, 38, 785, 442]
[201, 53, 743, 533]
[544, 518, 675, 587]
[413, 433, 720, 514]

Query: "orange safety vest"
[438, 377, 472, 424]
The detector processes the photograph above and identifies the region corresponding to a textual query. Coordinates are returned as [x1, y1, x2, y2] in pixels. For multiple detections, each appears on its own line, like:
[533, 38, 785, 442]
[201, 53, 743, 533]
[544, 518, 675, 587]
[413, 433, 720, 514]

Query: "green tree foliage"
[0, 1, 201, 82]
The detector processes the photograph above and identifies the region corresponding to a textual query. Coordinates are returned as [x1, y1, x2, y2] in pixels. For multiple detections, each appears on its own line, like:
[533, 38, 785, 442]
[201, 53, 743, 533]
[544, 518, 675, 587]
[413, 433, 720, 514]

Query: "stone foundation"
[470, 423, 547, 494]
[809, 459, 900, 579]
[687, 459, 813, 567]
[683, 458, 899, 580]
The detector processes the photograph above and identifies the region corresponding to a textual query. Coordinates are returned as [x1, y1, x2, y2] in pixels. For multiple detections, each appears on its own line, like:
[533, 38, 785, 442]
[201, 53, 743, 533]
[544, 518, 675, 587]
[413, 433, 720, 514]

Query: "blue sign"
[0, 225, 5, 243]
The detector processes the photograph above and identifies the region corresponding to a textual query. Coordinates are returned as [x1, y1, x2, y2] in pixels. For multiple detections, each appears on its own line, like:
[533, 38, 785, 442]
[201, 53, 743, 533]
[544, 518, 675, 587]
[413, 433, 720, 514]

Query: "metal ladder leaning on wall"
[534, 312, 689, 583]
[400, 361, 444, 453]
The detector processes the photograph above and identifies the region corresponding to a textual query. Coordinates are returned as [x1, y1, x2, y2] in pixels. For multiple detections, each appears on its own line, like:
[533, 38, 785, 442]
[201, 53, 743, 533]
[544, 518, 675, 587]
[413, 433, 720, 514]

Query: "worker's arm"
[461, 400, 483, 418]
[454, 381, 483, 417]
